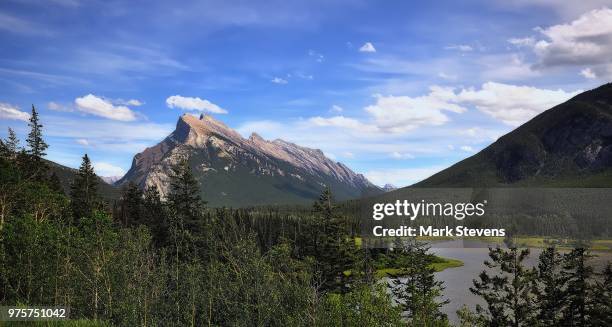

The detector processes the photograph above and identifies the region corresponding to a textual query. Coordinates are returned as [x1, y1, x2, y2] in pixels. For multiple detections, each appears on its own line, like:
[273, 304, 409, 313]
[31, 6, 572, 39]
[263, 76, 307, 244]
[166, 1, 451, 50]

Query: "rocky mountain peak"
[118, 114, 381, 206]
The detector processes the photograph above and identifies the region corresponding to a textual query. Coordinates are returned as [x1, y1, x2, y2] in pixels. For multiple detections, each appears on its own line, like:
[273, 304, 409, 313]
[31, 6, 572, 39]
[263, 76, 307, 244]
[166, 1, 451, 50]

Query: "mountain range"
[115, 114, 381, 206]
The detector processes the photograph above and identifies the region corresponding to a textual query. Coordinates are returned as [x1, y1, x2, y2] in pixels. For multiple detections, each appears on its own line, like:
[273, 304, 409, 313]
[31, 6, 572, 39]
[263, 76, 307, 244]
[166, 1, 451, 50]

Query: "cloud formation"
[75, 94, 138, 121]
[365, 86, 467, 133]
[528, 7, 612, 79]
[0, 103, 30, 121]
[166, 95, 228, 114]
[455, 82, 580, 126]
[359, 42, 377, 53]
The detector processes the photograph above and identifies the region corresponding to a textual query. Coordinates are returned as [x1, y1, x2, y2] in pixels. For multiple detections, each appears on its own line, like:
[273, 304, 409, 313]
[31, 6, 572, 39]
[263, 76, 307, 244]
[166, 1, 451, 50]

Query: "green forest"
[1, 107, 612, 326]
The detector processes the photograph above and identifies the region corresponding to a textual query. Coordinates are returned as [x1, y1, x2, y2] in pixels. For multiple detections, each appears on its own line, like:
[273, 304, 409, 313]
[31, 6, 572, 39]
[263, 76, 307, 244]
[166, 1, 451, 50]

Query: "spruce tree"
[560, 248, 594, 326]
[167, 159, 204, 226]
[70, 154, 99, 220]
[296, 187, 355, 293]
[25, 105, 49, 179]
[121, 182, 143, 226]
[0, 128, 20, 160]
[389, 238, 449, 325]
[48, 171, 64, 195]
[143, 185, 168, 247]
[533, 247, 566, 326]
[591, 263, 612, 326]
[470, 247, 536, 326]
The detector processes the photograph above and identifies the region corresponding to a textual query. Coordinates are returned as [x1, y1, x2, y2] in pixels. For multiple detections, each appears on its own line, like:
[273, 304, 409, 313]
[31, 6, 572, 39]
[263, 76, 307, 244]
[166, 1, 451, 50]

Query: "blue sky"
[1, 0, 611, 186]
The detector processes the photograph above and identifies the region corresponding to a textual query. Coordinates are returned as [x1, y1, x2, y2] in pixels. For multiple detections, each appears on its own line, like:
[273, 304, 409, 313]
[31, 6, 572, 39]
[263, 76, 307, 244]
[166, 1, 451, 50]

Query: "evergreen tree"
[0, 128, 20, 160]
[70, 154, 99, 220]
[591, 263, 612, 326]
[533, 247, 566, 326]
[560, 248, 594, 326]
[25, 105, 49, 179]
[48, 171, 64, 195]
[143, 185, 168, 247]
[470, 247, 536, 326]
[120, 182, 143, 226]
[388, 238, 449, 326]
[296, 187, 356, 293]
[167, 159, 203, 224]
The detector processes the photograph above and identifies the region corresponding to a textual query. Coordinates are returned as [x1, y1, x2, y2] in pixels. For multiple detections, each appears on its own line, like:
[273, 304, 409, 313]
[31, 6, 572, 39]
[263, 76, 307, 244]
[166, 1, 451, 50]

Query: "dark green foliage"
[388, 238, 449, 326]
[118, 182, 143, 226]
[591, 263, 612, 326]
[167, 159, 204, 228]
[533, 247, 565, 326]
[316, 283, 404, 326]
[470, 247, 536, 326]
[560, 248, 595, 326]
[70, 154, 99, 220]
[25, 105, 49, 180]
[0, 127, 20, 160]
[295, 187, 356, 293]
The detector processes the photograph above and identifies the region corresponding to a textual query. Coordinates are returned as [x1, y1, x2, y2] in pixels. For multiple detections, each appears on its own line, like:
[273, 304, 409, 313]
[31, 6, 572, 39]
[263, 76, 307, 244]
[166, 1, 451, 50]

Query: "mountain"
[415, 83, 612, 187]
[117, 114, 381, 206]
[382, 184, 397, 192]
[47, 160, 120, 200]
[101, 176, 121, 185]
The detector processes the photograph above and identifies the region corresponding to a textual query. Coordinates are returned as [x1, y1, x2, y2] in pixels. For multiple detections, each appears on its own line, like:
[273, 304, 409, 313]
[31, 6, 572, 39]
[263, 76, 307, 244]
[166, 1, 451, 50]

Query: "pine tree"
[120, 182, 143, 226]
[167, 159, 203, 223]
[25, 105, 49, 179]
[70, 154, 99, 220]
[590, 263, 612, 326]
[389, 238, 449, 325]
[1, 128, 20, 160]
[143, 185, 168, 247]
[561, 248, 594, 326]
[48, 171, 64, 195]
[533, 247, 566, 326]
[470, 247, 537, 326]
[296, 187, 356, 293]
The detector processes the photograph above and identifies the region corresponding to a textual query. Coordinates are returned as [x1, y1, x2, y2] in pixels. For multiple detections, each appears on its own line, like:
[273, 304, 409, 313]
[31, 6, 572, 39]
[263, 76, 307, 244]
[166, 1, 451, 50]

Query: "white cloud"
[460, 145, 475, 152]
[438, 72, 458, 80]
[76, 138, 89, 146]
[508, 37, 536, 47]
[390, 151, 414, 159]
[342, 151, 354, 158]
[93, 162, 126, 177]
[0, 103, 30, 121]
[580, 67, 597, 79]
[359, 42, 377, 53]
[364, 166, 447, 187]
[270, 77, 288, 84]
[165, 95, 228, 114]
[75, 94, 137, 121]
[308, 116, 377, 132]
[364, 86, 467, 133]
[445, 44, 473, 52]
[47, 101, 73, 112]
[455, 82, 580, 126]
[526, 7, 612, 79]
[330, 105, 343, 113]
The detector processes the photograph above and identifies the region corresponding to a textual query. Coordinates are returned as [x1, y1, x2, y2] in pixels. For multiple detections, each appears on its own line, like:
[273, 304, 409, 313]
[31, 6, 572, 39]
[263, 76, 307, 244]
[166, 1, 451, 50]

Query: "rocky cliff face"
[415, 83, 612, 187]
[117, 114, 380, 206]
